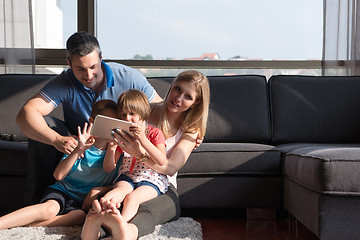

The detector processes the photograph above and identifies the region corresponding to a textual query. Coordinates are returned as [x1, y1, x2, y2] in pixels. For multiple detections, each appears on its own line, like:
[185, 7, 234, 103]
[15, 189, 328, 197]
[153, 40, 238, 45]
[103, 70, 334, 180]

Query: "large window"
[30, 0, 323, 76]
[97, 0, 323, 61]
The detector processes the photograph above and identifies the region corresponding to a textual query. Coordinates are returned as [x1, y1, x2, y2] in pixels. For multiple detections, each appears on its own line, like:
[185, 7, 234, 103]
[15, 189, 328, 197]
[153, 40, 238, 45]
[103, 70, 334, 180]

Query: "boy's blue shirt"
[50, 145, 122, 202]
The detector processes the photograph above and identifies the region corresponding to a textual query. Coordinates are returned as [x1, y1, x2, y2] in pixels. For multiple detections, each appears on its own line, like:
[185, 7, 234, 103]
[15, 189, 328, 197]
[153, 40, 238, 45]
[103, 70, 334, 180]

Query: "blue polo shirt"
[39, 62, 155, 134]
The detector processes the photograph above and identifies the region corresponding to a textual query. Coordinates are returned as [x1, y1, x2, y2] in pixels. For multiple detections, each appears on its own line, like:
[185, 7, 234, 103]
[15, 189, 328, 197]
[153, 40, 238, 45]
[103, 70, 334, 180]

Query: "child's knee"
[41, 200, 61, 217]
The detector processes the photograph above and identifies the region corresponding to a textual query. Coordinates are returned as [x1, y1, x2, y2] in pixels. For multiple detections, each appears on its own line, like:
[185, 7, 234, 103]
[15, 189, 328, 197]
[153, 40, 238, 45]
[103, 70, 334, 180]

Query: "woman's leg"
[0, 200, 60, 229]
[121, 185, 158, 222]
[130, 184, 180, 237]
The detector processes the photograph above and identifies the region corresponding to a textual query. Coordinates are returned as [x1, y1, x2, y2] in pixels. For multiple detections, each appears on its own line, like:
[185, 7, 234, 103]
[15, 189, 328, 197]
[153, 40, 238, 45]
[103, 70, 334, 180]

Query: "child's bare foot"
[106, 200, 120, 214]
[100, 198, 112, 211]
[81, 208, 103, 240]
[99, 198, 120, 213]
[102, 208, 138, 240]
[92, 199, 103, 213]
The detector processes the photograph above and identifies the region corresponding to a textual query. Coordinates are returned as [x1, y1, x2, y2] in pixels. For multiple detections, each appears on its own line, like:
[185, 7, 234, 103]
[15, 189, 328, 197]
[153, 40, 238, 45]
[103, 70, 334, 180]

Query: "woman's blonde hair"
[157, 70, 210, 139]
[117, 89, 150, 121]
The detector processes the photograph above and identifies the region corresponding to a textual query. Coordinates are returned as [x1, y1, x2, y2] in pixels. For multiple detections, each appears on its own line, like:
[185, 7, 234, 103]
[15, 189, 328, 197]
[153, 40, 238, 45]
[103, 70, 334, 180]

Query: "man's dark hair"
[66, 32, 102, 64]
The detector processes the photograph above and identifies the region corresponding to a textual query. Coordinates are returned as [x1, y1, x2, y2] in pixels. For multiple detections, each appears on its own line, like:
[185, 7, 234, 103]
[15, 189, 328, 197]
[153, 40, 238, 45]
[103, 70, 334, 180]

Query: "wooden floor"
[196, 218, 319, 240]
[183, 208, 318, 240]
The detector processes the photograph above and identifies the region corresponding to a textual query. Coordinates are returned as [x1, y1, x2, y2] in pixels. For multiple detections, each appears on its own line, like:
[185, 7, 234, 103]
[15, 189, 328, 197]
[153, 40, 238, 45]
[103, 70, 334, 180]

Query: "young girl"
[0, 100, 121, 229]
[81, 70, 210, 240]
[92, 89, 169, 223]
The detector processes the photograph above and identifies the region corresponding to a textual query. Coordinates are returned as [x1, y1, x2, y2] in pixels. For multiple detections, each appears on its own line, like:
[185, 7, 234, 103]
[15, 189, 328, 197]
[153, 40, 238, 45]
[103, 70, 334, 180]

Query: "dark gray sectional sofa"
[1, 72, 360, 239]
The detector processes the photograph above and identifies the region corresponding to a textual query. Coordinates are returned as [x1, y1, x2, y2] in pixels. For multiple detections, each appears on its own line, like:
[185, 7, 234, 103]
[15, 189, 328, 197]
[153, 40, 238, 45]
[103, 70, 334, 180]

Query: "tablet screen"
[91, 114, 134, 139]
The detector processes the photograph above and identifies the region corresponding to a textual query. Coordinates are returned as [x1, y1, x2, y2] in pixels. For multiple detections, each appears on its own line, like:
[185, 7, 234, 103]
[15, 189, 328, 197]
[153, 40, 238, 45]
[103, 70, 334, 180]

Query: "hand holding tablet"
[91, 114, 135, 139]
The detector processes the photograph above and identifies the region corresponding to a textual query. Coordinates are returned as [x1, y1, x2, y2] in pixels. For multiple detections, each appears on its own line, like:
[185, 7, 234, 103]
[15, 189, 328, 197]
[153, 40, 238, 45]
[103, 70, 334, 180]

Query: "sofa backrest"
[0, 74, 61, 141]
[149, 75, 271, 144]
[1, 73, 271, 144]
[269, 75, 360, 144]
[147, 77, 173, 98]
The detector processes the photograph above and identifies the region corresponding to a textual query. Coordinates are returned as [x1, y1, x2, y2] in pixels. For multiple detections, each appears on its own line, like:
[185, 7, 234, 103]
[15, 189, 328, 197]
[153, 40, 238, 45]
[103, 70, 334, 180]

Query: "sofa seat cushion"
[279, 143, 360, 196]
[179, 143, 281, 176]
[177, 142, 282, 209]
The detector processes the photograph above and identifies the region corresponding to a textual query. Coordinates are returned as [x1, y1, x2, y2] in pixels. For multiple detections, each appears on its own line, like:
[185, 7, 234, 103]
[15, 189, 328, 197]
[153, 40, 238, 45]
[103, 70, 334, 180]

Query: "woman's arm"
[145, 132, 197, 176]
[111, 129, 197, 176]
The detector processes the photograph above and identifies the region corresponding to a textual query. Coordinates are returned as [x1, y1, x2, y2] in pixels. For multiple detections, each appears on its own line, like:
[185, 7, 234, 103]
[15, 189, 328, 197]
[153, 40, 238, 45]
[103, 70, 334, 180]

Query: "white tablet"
[91, 114, 134, 139]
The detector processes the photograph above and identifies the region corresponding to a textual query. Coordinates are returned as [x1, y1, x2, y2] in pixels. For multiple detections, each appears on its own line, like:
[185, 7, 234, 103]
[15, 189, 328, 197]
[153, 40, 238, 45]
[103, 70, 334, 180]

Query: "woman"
[81, 70, 210, 240]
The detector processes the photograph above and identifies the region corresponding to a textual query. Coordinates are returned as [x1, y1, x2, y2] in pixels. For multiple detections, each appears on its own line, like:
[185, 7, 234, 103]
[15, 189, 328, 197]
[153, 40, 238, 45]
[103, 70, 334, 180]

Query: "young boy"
[0, 100, 121, 229]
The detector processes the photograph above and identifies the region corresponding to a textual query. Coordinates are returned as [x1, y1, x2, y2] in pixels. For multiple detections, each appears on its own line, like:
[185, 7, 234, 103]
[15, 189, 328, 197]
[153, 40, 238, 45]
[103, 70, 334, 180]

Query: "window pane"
[97, 0, 323, 60]
[138, 68, 321, 78]
[32, 0, 77, 48]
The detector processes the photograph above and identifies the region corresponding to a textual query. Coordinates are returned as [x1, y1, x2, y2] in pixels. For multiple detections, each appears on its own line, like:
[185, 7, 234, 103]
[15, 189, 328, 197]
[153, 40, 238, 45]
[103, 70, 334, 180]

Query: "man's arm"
[150, 91, 163, 103]
[16, 93, 78, 154]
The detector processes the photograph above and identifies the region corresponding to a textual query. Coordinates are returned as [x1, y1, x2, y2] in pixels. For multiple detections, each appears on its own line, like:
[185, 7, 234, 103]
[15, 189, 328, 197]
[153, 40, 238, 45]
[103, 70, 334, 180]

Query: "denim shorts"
[40, 187, 83, 215]
[115, 174, 161, 196]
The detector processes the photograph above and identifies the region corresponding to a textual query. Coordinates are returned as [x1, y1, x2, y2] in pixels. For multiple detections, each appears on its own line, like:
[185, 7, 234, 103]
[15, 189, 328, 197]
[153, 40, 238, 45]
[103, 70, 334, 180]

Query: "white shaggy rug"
[0, 217, 202, 240]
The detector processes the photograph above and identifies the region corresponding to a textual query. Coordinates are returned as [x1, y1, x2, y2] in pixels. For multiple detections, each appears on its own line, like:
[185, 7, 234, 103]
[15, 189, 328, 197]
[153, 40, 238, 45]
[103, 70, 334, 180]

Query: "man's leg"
[25, 116, 72, 205]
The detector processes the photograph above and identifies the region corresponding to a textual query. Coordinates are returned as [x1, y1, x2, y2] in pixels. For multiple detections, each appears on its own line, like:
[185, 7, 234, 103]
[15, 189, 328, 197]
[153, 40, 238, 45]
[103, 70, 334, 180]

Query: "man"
[16, 32, 162, 204]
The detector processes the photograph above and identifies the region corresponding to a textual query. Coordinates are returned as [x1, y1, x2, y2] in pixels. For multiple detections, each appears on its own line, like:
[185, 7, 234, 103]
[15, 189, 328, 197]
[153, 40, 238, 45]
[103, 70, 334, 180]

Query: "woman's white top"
[165, 128, 184, 188]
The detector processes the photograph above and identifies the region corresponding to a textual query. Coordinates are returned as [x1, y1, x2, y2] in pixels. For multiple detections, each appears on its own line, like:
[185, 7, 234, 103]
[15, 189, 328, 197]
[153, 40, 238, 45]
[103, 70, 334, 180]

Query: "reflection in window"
[32, 0, 77, 48]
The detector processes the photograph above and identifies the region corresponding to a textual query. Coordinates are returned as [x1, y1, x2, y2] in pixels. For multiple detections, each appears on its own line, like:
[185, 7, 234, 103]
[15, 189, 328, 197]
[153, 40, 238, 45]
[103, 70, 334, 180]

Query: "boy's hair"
[66, 32, 102, 64]
[117, 89, 150, 121]
[90, 100, 117, 119]
[158, 70, 210, 139]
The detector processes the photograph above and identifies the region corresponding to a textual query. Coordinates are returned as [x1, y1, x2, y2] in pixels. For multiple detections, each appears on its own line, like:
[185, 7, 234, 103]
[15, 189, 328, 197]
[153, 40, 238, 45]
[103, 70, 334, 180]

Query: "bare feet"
[92, 199, 103, 213]
[102, 205, 138, 240]
[86, 200, 137, 240]
[81, 208, 103, 240]
[94, 198, 121, 213]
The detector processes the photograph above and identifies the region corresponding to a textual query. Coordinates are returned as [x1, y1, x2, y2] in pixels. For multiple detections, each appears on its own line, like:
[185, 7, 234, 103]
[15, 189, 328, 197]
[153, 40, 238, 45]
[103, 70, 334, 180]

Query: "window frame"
[31, 0, 340, 74]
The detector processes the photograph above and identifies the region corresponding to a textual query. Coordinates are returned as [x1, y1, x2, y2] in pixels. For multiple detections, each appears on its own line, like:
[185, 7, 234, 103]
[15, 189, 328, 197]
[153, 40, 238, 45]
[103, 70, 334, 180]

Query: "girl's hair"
[90, 99, 117, 119]
[158, 70, 210, 139]
[117, 89, 150, 121]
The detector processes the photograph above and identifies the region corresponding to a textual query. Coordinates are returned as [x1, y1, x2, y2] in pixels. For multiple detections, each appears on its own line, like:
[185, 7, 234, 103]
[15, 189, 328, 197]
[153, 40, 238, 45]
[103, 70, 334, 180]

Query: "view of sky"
[54, 0, 323, 61]
[96, 0, 323, 60]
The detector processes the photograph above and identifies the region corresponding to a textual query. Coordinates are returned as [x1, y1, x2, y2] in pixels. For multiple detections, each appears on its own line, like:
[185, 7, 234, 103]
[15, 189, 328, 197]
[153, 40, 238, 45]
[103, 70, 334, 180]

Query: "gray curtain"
[322, 0, 360, 76]
[0, 0, 35, 74]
